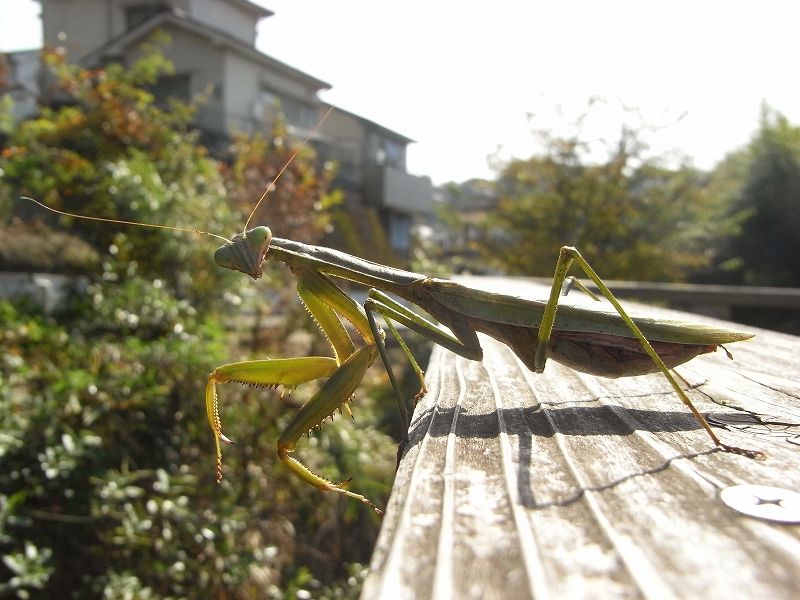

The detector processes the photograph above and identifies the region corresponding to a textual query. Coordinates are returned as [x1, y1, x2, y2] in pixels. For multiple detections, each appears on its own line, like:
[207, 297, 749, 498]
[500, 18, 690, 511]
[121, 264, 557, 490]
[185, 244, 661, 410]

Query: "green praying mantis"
[26, 113, 764, 516]
[207, 228, 764, 514]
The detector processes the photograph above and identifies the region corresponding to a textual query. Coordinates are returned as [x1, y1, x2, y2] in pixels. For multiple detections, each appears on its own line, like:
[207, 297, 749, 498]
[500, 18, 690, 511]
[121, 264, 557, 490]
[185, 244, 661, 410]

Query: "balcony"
[364, 165, 434, 214]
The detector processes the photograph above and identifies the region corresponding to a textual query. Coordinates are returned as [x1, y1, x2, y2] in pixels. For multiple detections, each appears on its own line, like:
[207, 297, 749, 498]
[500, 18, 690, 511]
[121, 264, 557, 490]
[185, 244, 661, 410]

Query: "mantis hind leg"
[538, 246, 764, 460]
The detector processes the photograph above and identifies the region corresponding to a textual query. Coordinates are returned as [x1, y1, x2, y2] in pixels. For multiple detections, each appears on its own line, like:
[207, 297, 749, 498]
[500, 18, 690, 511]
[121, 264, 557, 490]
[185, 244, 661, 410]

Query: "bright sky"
[2, 0, 799, 184]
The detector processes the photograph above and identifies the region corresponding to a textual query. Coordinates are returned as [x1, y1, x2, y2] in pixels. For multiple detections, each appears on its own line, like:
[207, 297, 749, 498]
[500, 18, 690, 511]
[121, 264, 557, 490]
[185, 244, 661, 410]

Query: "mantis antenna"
[242, 104, 336, 232]
[21, 197, 232, 243]
[23, 105, 336, 239]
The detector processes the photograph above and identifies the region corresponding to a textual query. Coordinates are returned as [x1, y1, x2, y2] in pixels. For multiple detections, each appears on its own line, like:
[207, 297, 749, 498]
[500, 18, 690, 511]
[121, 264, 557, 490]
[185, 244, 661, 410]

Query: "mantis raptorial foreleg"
[205, 265, 388, 513]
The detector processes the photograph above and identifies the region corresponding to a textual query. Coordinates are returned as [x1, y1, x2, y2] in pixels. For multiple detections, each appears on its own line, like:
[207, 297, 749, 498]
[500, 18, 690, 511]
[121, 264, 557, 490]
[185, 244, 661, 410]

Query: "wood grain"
[362, 277, 800, 600]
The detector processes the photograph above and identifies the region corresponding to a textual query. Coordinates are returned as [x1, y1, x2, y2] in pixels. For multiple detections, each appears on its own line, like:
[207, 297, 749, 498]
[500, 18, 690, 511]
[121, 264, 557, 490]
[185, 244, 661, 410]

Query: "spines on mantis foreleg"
[205, 377, 234, 483]
[278, 450, 383, 515]
[205, 356, 340, 482]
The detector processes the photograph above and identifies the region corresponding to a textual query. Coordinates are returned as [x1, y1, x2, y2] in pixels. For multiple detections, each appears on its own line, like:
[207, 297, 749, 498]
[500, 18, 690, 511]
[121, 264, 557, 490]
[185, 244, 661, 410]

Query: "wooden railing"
[361, 276, 800, 600]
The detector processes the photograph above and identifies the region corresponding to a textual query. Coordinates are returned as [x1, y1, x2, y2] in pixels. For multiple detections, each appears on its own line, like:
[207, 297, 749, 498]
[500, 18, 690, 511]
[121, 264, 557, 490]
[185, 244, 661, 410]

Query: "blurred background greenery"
[0, 45, 408, 599]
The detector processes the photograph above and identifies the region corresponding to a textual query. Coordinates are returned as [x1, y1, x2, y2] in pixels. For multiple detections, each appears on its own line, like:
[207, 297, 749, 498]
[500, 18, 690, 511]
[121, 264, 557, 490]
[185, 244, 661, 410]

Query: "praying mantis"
[208, 227, 763, 514]
[26, 112, 764, 517]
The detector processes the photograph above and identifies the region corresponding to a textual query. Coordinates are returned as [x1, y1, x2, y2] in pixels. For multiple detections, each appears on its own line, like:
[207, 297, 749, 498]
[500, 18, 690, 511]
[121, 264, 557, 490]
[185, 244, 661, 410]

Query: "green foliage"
[720, 105, 800, 287]
[0, 54, 18, 138]
[0, 39, 397, 598]
[0, 290, 229, 598]
[0, 289, 393, 599]
[0, 94, 15, 138]
[0, 41, 240, 310]
[479, 127, 739, 282]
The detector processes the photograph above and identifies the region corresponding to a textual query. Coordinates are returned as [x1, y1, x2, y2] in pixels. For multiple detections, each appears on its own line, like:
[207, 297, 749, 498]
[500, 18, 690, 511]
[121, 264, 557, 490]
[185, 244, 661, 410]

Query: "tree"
[721, 105, 800, 287]
[224, 125, 340, 244]
[479, 126, 736, 282]
[1, 41, 248, 309]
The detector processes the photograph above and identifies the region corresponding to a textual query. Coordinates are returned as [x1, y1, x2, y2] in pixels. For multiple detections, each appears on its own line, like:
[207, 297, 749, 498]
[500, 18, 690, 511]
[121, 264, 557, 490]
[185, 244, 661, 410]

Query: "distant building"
[319, 106, 433, 257]
[5, 0, 432, 257]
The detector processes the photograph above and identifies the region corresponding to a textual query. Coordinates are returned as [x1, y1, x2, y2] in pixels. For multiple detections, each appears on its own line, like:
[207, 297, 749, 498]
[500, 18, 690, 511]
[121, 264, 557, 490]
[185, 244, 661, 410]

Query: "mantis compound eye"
[214, 244, 238, 270]
[247, 226, 272, 253]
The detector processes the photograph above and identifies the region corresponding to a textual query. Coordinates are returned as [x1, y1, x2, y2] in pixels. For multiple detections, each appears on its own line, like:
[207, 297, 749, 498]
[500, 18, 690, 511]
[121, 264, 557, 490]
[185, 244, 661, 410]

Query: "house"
[317, 105, 434, 257]
[10, 0, 433, 258]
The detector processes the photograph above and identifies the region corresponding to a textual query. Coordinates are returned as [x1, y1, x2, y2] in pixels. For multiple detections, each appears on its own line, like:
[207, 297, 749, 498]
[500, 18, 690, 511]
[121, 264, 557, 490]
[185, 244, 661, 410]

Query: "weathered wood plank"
[362, 276, 800, 600]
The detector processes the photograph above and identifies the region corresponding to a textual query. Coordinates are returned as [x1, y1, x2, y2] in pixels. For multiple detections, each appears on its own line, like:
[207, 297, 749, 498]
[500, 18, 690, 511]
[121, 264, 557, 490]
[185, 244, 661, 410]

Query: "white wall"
[222, 51, 261, 133]
[42, 0, 111, 60]
[188, 0, 259, 45]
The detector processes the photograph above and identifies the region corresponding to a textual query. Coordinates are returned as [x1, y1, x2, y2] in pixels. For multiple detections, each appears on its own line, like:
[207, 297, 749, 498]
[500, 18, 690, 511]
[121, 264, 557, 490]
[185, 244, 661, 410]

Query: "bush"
[1, 38, 398, 599]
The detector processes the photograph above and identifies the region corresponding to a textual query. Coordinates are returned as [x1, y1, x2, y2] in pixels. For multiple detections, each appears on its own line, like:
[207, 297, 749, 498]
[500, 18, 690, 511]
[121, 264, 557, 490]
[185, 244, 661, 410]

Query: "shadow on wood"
[362, 277, 800, 600]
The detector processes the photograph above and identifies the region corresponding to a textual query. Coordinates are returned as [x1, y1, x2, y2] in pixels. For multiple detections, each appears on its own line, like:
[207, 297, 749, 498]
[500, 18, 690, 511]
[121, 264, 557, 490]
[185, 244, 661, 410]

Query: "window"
[147, 73, 191, 105]
[282, 99, 319, 130]
[125, 4, 169, 30]
[371, 135, 405, 169]
[388, 213, 411, 253]
[384, 140, 402, 169]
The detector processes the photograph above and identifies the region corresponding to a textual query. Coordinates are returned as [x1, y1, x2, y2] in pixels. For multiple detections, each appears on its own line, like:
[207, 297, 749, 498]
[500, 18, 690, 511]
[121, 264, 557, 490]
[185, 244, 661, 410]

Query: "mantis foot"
[330, 479, 384, 516]
[720, 444, 766, 460]
[413, 387, 427, 407]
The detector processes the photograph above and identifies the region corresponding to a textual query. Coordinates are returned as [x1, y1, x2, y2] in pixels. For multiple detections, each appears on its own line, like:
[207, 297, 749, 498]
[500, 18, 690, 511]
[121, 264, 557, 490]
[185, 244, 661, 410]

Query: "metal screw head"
[720, 485, 800, 523]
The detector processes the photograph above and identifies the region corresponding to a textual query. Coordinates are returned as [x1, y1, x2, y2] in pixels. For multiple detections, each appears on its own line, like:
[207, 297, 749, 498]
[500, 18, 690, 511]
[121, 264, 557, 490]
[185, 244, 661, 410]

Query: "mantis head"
[214, 226, 273, 279]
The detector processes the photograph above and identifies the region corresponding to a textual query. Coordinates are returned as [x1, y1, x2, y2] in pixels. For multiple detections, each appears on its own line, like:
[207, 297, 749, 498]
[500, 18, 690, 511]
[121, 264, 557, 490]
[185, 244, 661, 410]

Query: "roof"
[323, 102, 416, 145]
[81, 8, 331, 92]
[226, 0, 273, 19]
